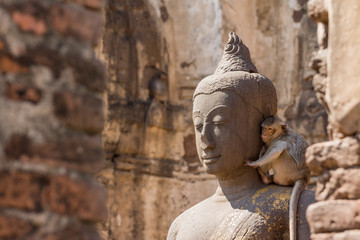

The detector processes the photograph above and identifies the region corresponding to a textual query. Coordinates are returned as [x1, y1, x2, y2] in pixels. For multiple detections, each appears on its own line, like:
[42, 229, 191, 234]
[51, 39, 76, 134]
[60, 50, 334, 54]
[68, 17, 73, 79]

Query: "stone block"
[53, 91, 104, 134]
[0, 39, 4, 51]
[327, 0, 360, 135]
[70, 0, 104, 10]
[4, 133, 32, 160]
[50, 3, 102, 45]
[5, 134, 105, 174]
[0, 171, 45, 211]
[12, 11, 46, 35]
[0, 55, 28, 73]
[42, 175, 107, 222]
[6, 82, 42, 104]
[316, 168, 360, 201]
[311, 230, 360, 240]
[306, 200, 360, 233]
[307, 0, 328, 23]
[306, 136, 360, 175]
[8, 1, 47, 35]
[0, 215, 34, 240]
[27, 223, 101, 240]
[69, 58, 106, 92]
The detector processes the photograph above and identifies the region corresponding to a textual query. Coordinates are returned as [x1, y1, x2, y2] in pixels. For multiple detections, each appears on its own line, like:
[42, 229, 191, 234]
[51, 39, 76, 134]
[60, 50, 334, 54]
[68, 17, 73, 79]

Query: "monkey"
[143, 72, 168, 133]
[148, 72, 168, 103]
[245, 116, 310, 240]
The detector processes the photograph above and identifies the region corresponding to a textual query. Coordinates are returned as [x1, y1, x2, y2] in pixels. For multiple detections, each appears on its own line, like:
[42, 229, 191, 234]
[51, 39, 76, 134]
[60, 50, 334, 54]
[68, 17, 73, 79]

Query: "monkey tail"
[289, 179, 306, 240]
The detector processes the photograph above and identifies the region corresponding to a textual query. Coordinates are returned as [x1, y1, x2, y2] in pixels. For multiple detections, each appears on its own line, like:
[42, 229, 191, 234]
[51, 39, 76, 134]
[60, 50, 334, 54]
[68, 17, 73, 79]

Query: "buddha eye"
[193, 117, 203, 131]
[212, 114, 228, 125]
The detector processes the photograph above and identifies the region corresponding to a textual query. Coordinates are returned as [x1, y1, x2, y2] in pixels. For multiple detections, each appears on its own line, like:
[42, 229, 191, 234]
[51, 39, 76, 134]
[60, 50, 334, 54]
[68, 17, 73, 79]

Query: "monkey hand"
[245, 160, 257, 167]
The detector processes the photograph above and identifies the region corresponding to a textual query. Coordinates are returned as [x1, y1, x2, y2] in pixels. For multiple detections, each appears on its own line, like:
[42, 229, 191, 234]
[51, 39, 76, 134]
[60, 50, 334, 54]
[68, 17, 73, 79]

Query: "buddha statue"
[167, 33, 314, 240]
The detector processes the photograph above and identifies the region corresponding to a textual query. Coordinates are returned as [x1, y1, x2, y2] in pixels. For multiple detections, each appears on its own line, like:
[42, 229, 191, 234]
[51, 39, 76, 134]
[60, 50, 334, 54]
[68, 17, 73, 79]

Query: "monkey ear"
[281, 123, 288, 130]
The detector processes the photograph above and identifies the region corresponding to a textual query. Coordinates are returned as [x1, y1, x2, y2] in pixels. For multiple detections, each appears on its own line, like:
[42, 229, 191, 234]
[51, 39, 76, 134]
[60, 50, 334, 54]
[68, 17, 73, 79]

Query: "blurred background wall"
[0, 0, 107, 239]
[2, 0, 359, 239]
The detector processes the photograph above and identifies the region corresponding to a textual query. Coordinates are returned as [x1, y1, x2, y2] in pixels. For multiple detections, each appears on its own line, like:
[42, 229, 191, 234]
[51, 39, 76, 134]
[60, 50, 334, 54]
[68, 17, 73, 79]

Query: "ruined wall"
[0, 0, 107, 239]
[99, 0, 326, 239]
[221, 0, 326, 144]
[306, 0, 360, 239]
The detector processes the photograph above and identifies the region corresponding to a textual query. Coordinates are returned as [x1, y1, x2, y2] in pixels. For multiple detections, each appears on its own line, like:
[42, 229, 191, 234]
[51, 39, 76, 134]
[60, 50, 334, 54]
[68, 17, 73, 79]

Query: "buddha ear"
[263, 103, 275, 118]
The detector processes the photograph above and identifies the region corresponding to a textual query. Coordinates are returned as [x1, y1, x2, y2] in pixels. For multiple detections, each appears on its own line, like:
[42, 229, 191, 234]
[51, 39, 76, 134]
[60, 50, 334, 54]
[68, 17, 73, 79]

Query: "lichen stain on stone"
[269, 189, 291, 210]
[251, 186, 269, 204]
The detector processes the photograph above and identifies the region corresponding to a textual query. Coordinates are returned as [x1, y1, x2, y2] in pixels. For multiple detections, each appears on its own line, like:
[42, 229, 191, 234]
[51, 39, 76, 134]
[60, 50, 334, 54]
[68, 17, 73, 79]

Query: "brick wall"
[0, 0, 107, 239]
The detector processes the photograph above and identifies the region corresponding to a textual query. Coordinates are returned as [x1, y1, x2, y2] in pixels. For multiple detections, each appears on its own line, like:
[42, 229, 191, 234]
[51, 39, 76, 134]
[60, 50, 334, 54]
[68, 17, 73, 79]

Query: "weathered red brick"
[12, 11, 47, 35]
[0, 55, 29, 73]
[5, 133, 104, 173]
[50, 3, 103, 44]
[70, 57, 106, 92]
[6, 82, 42, 103]
[0, 171, 45, 211]
[42, 175, 107, 222]
[53, 91, 104, 134]
[0, 39, 4, 51]
[68, 0, 104, 10]
[28, 136, 105, 173]
[0, 215, 35, 240]
[26, 223, 100, 240]
[4, 133, 32, 160]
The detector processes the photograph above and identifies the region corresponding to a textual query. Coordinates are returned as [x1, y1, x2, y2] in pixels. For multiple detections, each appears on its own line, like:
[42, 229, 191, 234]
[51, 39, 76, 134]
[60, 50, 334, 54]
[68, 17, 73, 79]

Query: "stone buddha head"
[193, 32, 277, 179]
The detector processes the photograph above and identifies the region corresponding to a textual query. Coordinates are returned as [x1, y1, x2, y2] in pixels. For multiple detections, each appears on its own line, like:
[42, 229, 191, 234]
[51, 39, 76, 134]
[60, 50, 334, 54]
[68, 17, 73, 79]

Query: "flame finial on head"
[215, 32, 258, 74]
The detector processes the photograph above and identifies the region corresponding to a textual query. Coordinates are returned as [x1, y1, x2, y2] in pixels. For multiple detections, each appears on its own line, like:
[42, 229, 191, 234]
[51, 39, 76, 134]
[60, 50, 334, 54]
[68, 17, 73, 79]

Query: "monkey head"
[261, 116, 288, 145]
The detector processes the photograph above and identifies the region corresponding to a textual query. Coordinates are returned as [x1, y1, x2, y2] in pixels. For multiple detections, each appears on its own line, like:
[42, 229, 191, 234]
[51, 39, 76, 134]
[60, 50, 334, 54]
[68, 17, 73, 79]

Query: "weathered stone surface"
[50, 3, 103, 44]
[316, 168, 360, 201]
[0, 171, 44, 211]
[53, 91, 104, 134]
[0, 1, 106, 239]
[220, 0, 321, 130]
[306, 200, 360, 234]
[8, 1, 48, 36]
[311, 230, 360, 240]
[12, 10, 47, 35]
[98, 170, 216, 240]
[327, 0, 360, 135]
[0, 55, 28, 73]
[43, 175, 107, 222]
[6, 82, 42, 104]
[69, 0, 104, 10]
[5, 134, 105, 173]
[27, 223, 101, 240]
[307, 0, 328, 23]
[306, 136, 360, 175]
[0, 215, 35, 240]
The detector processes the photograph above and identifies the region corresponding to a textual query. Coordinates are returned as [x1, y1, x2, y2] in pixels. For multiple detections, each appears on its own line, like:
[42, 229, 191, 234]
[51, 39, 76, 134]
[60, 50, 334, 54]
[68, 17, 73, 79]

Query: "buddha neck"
[214, 167, 264, 201]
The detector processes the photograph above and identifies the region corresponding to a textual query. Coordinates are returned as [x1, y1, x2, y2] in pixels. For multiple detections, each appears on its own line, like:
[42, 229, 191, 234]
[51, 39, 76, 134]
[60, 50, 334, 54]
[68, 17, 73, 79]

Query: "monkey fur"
[246, 116, 310, 240]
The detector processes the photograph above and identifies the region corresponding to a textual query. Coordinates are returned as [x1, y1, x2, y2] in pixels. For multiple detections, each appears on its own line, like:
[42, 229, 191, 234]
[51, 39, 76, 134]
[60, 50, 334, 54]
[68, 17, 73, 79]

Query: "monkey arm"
[248, 141, 287, 167]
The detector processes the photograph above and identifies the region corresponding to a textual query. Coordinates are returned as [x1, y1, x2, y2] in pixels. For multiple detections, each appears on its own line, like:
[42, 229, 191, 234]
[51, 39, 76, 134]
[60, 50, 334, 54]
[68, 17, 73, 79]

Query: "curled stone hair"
[193, 32, 277, 118]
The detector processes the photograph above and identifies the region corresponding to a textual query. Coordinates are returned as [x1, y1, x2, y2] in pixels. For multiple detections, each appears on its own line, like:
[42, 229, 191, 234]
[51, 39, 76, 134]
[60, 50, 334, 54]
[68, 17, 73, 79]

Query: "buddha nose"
[200, 124, 215, 149]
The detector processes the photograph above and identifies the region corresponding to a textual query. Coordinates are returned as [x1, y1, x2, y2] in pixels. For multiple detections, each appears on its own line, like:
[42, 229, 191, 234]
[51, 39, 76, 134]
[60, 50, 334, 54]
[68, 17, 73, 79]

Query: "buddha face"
[193, 91, 261, 179]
